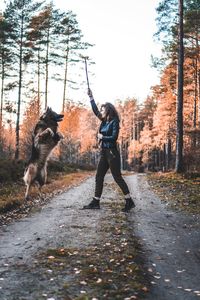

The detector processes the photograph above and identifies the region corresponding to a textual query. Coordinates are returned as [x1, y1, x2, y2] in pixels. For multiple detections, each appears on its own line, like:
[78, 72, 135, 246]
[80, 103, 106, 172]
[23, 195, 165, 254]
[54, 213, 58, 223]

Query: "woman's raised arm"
[88, 88, 102, 120]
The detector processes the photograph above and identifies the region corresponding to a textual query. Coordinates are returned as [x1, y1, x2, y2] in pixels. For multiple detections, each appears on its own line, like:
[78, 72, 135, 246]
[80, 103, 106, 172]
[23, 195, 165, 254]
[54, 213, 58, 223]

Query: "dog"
[23, 107, 64, 200]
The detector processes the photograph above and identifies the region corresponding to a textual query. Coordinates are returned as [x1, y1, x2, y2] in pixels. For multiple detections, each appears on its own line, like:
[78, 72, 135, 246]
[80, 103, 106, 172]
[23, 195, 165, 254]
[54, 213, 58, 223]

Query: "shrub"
[0, 159, 25, 183]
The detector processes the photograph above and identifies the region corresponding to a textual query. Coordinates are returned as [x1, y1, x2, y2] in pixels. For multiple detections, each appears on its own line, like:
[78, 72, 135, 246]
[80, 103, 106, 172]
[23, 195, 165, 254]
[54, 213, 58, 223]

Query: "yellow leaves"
[47, 256, 55, 260]
[141, 286, 149, 292]
[148, 172, 200, 213]
[36, 200, 147, 300]
[105, 269, 113, 273]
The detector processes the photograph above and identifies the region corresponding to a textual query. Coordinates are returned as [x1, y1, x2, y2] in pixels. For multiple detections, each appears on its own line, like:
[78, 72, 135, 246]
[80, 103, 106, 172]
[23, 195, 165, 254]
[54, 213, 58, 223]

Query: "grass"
[147, 172, 200, 214]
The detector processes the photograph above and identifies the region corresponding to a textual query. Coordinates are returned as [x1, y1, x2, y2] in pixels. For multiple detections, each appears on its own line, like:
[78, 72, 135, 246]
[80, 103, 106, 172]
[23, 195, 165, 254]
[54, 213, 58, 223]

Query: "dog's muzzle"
[55, 114, 64, 122]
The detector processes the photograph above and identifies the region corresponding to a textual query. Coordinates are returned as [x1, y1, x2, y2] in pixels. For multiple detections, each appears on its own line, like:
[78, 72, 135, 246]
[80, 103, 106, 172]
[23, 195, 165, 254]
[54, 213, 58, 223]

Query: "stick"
[80, 55, 90, 89]
[84, 57, 90, 89]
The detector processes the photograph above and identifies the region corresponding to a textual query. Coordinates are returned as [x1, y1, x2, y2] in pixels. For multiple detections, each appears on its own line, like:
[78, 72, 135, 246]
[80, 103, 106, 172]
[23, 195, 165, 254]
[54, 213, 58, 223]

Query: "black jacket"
[90, 98, 119, 149]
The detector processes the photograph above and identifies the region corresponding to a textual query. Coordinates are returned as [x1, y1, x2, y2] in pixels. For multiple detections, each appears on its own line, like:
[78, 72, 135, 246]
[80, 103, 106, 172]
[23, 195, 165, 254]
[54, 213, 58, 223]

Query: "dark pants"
[95, 148, 130, 198]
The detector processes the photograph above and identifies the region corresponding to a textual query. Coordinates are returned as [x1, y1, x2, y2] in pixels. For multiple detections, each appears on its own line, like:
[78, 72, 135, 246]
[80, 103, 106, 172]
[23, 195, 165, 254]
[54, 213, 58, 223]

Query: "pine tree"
[0, 12, 13, 130]
[175, 0, 184, 172]
[4, 0, 43, 159]
[49, 9, 93, 112]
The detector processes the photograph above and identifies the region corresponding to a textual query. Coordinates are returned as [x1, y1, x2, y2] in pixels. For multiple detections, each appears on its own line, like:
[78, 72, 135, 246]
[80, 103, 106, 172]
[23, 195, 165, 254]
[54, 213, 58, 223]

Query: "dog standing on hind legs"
[23, 107, 64, 200]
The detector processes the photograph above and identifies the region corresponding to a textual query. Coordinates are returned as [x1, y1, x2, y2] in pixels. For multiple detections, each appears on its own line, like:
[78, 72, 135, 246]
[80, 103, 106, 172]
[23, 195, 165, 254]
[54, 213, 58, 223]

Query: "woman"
[83, 88, 135, 212]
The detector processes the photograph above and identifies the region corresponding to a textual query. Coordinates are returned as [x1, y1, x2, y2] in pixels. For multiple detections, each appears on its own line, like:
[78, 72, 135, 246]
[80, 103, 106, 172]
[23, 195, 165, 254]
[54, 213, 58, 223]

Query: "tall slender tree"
[26, 8, 52, 115]
[4, 0, 43, 159]
[0, 12, 14, 130]
[50, 10, 93, 112]
[175, 0, 184, 172]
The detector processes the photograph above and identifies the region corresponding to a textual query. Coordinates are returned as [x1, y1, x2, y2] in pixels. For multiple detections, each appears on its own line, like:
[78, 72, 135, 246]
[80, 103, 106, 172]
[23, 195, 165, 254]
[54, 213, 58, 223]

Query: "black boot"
[83, 198, 100, 209]
[122, 197, 135, 212]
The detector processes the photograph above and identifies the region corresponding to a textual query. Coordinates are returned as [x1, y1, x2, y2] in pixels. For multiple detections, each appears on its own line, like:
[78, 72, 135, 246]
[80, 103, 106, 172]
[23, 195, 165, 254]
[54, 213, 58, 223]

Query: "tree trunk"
[15, 10, 24, 160]
[193, 57, 197, 129]
[192, 56, 198, 148]
[37, 49, 40, 116]
[198, 69, 200, 128]
[175, 0, 184, 173]
[0, 56, 4, 131]
[62, 47, 69, 112]
[166, 138, 172, 170]
[45, 25, 50, 110]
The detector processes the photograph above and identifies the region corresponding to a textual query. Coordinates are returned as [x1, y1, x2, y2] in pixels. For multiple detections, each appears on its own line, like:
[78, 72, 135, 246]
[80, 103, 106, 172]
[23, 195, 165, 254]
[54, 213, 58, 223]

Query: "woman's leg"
[108, 148, 135, 212]
[107, 149, 129, 195]
[95, 151, 109, 198]
[83, 151, 109, 209]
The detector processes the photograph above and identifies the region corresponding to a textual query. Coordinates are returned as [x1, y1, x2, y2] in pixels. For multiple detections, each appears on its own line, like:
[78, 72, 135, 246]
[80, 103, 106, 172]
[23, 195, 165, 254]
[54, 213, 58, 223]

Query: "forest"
[0, 0, 200, 177]
[1, 2, 200, 299]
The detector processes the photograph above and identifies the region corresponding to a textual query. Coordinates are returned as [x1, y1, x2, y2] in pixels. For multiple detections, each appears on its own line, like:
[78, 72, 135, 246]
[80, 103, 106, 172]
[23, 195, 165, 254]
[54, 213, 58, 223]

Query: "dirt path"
[126, 174, 200, 300]
[0, 173, 199, 300]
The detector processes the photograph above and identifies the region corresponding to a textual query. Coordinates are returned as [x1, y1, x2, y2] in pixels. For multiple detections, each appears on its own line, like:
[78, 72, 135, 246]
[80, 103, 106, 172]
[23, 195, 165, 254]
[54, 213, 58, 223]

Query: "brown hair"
[101, 102, 120, 122]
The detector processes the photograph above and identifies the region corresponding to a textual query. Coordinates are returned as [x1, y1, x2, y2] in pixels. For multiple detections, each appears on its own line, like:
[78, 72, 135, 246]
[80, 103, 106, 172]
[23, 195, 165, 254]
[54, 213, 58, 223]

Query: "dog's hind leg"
[24, 169, 31, 200]
[23, 164, 37, 200]
[36, 182, 43, 199]
[36, 166, 47, 199]
[25, 183, 31, 200]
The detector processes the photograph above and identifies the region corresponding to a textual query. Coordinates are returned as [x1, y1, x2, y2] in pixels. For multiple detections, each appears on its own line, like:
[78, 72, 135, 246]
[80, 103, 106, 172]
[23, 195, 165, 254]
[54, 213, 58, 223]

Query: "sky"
[0, 0, 162, 111]
[51, 0, 162, 108]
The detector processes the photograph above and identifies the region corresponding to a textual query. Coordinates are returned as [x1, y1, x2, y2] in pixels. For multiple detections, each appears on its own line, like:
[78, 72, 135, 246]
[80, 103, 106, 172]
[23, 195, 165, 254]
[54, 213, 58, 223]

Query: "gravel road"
[0, 173, 199, 300]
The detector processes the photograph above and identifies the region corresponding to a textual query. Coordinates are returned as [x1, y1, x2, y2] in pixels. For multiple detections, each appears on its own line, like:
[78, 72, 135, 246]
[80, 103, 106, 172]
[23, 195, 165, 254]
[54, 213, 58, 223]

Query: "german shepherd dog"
[23, 107, 64, 200]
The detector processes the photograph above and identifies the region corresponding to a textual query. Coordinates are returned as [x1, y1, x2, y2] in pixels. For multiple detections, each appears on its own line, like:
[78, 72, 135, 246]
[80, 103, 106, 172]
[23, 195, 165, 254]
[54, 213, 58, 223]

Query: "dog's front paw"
[57, 132, 64, 139]
[47, 128, 54, 136]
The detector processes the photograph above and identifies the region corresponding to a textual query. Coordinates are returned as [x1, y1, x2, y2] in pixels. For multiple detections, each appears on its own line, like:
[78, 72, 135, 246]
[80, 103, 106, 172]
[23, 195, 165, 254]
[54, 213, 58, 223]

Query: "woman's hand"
[97, 133, 103, 141]
[88, 88, 93, 98]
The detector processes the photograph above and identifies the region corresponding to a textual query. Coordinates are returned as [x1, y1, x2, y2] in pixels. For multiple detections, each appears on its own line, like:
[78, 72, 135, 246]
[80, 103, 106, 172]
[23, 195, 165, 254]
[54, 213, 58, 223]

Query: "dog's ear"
[40, 107, 49, 120]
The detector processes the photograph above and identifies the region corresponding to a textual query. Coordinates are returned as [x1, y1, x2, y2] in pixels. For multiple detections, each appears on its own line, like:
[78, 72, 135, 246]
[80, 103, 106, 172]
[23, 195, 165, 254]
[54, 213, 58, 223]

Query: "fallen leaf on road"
[155, 256, 163, 260]
[148, 268, 153, 272]
[141, 286, 148, 292]
[176, 269, 185, 273]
